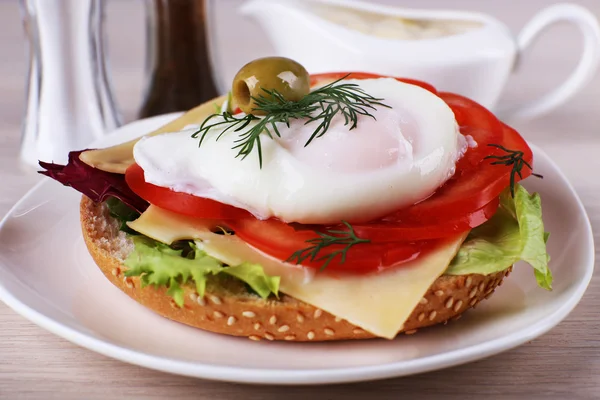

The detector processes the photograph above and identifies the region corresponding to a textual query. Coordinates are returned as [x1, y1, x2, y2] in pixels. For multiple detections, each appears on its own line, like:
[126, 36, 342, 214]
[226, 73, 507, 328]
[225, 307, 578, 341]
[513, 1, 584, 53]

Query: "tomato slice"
[226, 217, 440, 273]
[227, 197, 498, 270]
[125, 163, 252, 219]
[306, 75, 533, 241]
[387, 96, 532, 222]
[351, 197, 499, 242]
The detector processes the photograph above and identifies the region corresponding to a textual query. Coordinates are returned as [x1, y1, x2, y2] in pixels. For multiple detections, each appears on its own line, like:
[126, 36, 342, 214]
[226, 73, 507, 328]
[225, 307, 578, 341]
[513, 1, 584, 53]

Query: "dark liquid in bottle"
[139, 0, 219, 118]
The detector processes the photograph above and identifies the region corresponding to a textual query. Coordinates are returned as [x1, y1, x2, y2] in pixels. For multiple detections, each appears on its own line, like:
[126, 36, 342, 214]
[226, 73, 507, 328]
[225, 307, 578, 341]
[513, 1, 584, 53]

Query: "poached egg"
[134, 78, 466, 224]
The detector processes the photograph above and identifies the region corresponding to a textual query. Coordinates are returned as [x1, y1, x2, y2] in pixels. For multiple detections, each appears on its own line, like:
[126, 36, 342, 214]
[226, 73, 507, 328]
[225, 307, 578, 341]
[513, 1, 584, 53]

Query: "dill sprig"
[286, 221, 370, 271]
[485, 144, 543, 197]
[192, 75, 389, 167]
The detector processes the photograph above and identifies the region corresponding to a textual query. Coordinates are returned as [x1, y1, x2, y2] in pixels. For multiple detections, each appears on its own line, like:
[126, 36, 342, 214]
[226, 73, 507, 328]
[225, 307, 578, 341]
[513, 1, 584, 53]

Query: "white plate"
[0, 114, 594, 385]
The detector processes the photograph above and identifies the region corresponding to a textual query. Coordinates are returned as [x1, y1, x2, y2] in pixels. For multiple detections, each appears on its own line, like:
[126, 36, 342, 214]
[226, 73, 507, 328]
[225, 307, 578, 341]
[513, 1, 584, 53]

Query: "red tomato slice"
[226, 217, 441, 273]
[351, 197, 499, 242]
[386, 95, 532, 222]
[125, 163, 252, 219]
[226, 198, 498, 271]
[308, 73, 531, 225]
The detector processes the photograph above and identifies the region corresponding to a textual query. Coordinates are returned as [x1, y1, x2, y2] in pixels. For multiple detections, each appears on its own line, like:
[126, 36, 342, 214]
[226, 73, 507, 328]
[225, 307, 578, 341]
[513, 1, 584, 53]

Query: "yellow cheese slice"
[128, 206, 467, 339]
[80, 95, 228, 174]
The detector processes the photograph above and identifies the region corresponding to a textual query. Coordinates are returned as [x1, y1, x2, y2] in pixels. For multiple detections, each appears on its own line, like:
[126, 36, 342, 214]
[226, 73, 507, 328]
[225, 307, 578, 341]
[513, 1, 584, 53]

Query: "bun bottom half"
[80, 196, 511, 341]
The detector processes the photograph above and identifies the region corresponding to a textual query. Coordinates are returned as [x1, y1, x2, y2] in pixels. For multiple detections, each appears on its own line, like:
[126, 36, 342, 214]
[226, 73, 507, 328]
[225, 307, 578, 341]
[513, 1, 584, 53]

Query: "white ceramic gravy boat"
[242, 0, 600, 121]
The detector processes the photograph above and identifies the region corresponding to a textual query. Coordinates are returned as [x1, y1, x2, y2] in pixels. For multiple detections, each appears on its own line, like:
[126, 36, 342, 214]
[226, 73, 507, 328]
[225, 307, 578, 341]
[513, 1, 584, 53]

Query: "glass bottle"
[139, 0, 219, 119]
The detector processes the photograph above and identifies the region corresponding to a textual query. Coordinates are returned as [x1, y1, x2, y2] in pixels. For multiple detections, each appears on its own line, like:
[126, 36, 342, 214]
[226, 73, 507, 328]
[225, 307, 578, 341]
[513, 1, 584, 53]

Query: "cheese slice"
[80, 95, 228, 174]
[128, 206, 467, 339]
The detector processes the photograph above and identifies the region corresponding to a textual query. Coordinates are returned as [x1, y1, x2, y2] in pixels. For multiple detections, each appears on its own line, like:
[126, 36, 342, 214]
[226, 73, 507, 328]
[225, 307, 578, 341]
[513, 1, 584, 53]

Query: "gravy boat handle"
[499, 3, 600, 121]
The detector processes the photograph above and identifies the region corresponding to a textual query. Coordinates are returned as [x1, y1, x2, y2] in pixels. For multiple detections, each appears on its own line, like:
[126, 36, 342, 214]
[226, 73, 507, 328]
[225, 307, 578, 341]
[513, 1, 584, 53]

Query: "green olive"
[232, 57, 310, 115]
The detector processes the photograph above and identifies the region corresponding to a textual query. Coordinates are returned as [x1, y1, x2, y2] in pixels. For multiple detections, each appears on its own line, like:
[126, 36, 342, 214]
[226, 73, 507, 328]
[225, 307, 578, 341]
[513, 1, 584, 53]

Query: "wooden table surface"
[1, 0, 599, 398]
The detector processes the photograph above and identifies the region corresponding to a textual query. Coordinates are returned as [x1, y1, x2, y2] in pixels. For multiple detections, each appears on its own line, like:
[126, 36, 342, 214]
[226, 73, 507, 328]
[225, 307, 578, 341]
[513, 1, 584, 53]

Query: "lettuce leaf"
[446, 184, 552, 290]
[123, 236, 279, 306]
[39, 150, 149, 213]
[105, 197, 140, 234]
[223, 262, 280, 299]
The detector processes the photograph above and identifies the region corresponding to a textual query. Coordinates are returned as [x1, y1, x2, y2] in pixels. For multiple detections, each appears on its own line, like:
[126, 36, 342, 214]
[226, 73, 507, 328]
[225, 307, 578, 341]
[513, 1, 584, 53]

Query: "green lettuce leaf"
[223, 262, 280, 299]
[123, 236, 279, 307]
[446, 184, 552, 290]
[105, 197, 141, 234]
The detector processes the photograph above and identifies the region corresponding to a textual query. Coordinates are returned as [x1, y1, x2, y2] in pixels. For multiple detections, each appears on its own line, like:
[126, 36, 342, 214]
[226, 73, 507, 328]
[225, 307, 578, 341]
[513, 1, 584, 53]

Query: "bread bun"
[81, 196, 511, 341]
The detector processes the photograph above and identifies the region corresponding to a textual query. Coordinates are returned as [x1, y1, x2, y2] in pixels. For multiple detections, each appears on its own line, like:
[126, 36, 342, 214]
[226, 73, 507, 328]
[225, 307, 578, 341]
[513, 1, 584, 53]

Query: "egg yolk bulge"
[133, 78, 467, 224]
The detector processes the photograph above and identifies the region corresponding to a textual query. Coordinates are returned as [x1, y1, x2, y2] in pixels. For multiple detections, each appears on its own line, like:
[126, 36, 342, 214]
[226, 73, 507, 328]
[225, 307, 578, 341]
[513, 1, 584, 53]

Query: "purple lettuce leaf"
[39, 150, 149, 213]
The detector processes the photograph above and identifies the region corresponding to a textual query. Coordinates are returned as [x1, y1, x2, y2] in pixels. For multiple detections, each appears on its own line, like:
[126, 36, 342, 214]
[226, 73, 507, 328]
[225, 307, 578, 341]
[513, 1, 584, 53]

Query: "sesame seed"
[189, 293, 198, 302]
[242, 311, 256, 318]
[307, 331, 315, 340]
[485, 290, 495, 299]
[469, 298, 478, 307]
[498, 278, 504, 286]
[452, 315, 462, 322]
[417, 312, 425, 322]
[469, 288, 477, 298]
[419, 297, 428, 305]
[434, 290, 444, 297]
[324, 328, 335, 336]
[445, 297, 454, 309]
[269, 315, 277, 325]
[429, 310, 437, 321]
[209, 295, 222, 305]
[334, 316, 342, 323]
[314, 309, 323, 319]
[248, 335, 261, 341]
[264, 333, 274, 341]
[465, 276, 473, 288]
[111, 267, 120, 277]
[213, 311, 224, 319]
[277, 325, 290, 333]
[253, 323, 262, 331]
[227, 316, 237, 326]
[453, 300, 463, 312]
[352, 328, 364, 335]
[478, 282, 485, 292]
[284, 335, 296, 341]
[405, 329, 418, 335]
[197, 296, 206, 306]
[296, 313, 305, 323]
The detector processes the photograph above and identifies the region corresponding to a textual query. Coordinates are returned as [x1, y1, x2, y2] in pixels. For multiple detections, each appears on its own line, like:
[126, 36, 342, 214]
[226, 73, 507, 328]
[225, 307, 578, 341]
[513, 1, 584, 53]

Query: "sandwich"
[40, 57, 551, 341]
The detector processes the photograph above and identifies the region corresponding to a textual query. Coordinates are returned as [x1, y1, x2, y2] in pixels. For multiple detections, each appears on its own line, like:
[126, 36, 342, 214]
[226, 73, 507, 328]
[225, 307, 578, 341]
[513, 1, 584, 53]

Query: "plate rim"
[0, 141, 594, 385]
